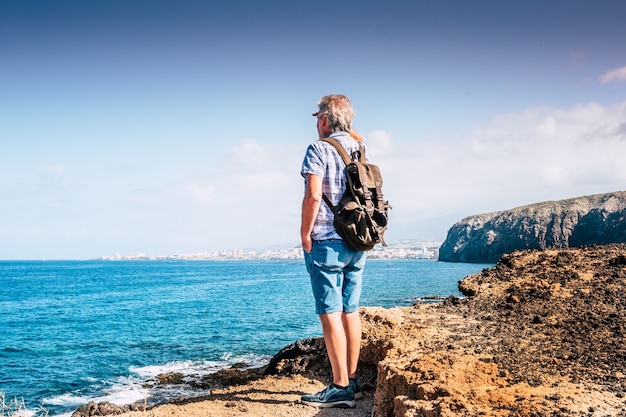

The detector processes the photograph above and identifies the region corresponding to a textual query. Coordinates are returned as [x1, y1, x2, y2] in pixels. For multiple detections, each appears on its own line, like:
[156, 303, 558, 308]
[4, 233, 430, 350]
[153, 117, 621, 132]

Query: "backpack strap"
[320, 137, 366, 211]
[321, 137, 350, 165]
[322, 194, 337, 213]
[321, 137, 365, 164]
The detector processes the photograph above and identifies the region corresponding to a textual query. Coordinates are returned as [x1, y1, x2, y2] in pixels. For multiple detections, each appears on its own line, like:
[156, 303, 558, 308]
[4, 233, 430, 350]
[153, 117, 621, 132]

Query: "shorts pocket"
[304, 250, 313, 274]
[315, 243, 343, 272]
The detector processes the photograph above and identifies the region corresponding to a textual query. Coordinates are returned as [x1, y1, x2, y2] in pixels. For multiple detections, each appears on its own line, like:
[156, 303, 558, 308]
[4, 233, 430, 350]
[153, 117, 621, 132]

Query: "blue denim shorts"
[304, 239, 366, 315]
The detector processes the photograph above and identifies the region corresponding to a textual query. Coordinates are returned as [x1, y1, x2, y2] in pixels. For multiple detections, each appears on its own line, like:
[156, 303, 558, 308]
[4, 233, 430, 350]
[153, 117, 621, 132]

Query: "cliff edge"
[438, 191, 626, 263]
[372, 244, 626, 416]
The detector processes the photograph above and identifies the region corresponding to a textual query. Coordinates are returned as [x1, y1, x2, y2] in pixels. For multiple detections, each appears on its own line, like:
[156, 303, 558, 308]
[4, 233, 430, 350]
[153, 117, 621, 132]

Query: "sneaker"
[301, 384, 355, 408]
[350, 378, 363, 400]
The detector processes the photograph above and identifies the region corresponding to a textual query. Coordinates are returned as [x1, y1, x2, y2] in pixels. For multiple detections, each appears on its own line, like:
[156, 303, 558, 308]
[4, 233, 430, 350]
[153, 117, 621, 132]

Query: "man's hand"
[301, 235, 313, 254]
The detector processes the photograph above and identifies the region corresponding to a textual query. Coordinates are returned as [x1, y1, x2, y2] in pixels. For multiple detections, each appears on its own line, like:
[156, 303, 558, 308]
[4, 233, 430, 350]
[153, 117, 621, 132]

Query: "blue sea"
[0, 259, 491, 416]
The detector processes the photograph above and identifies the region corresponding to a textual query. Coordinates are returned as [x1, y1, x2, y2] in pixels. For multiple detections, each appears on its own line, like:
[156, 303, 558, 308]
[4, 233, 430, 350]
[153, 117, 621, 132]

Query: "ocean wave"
[7, 409, 37, 417]
[42, 377, 147, 406]
[42, 354, 272, 416]
[1, 347, 23, 353]
[130, 354, 269, 378]
[42, 393, 94, 407]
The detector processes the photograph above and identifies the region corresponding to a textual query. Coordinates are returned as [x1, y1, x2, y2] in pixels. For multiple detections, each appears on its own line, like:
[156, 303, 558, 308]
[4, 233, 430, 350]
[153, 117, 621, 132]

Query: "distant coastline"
[96, 240, 441, 261]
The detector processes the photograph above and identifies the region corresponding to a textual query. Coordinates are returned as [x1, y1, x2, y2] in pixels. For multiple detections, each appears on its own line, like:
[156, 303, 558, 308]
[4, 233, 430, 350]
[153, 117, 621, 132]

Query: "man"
[300, 94, 366, 408]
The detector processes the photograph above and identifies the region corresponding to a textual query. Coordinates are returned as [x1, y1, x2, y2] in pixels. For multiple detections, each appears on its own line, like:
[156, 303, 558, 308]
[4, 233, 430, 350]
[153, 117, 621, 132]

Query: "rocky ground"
[74, 244, 626, 417]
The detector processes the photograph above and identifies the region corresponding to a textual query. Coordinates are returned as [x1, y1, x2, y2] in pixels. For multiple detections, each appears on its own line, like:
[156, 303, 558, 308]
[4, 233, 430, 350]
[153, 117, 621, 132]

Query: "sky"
[1, 0, 626, 260]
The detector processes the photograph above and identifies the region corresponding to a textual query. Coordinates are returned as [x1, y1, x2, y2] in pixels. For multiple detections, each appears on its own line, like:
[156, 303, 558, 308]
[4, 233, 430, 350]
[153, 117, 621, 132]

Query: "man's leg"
[301, 241, 358, 408]
[342, 311, 361, 379]
[319, 311, 349, 387]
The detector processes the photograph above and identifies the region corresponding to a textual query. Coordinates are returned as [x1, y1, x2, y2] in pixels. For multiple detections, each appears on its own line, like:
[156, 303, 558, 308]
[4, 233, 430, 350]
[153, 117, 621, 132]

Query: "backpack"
[321, 137, 391, 251]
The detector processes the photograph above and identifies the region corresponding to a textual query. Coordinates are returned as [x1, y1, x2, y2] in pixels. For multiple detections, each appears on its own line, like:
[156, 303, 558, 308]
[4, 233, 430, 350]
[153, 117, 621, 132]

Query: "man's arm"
[301, 173, 323, 253]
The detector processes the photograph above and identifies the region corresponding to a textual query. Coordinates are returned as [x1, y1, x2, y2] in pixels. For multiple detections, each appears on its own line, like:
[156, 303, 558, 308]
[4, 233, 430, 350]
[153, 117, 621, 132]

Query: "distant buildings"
[98, 240, 440, 261]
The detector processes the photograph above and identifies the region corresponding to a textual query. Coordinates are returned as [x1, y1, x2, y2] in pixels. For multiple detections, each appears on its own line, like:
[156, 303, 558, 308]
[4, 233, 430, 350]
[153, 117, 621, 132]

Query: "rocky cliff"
[370, 244, 626, 416]
[438, 191, 626, 263]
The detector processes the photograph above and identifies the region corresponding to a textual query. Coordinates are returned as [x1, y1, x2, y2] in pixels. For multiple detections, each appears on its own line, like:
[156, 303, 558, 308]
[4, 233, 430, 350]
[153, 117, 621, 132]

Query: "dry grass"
[0, 392, 48, 417]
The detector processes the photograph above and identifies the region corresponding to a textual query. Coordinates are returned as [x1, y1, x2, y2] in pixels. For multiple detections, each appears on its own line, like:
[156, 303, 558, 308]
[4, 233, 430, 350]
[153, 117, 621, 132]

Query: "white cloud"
[144, 138, 306, 250]
[371, 100, 626, 237]
[470, 102, 623, 155]
[537, 116, 557, 137]
[45, 162, 65, 177]
[364, 130, 393, 159]
[231, 139, 270, 170]
[174, 138, 302, 208]
[599, 66, 626, 83]
[540, 165, 566, 187]
[185, 183, 216, 206]
[221, 139, 301, 202]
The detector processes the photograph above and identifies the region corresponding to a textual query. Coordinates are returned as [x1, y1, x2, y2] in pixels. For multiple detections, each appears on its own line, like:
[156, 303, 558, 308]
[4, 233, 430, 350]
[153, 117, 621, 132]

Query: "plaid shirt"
[301, 131, 367, 241]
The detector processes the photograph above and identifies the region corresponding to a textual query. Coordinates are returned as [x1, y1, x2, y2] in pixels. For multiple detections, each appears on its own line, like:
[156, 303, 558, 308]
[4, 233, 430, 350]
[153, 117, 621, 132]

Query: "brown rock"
[156, 372, 184, 385]
[71, 401, 136, 416]
[372, 244, 626, 416]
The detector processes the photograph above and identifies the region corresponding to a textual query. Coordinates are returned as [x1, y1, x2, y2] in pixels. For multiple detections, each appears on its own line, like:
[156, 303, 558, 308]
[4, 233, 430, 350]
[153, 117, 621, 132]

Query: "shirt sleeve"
[301, 143, 325, 178]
